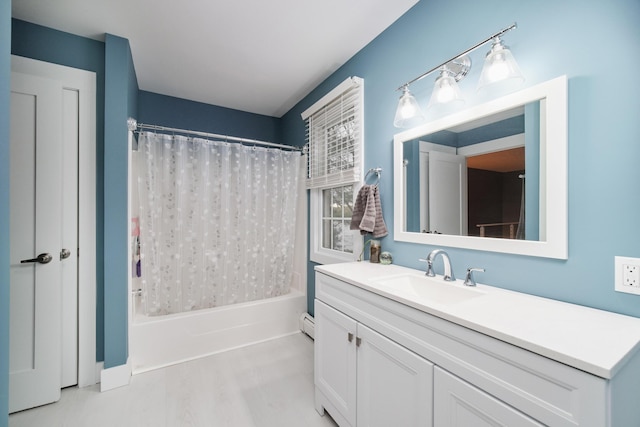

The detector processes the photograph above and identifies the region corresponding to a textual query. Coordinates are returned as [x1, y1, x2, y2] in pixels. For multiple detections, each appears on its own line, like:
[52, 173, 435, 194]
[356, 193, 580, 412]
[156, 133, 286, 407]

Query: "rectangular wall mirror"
[393, 76, 568, 259]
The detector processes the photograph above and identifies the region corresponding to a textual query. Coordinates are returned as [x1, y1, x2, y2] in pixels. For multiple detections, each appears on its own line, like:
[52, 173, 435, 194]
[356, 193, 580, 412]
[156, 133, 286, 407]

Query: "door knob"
[20, 253, 53, 264]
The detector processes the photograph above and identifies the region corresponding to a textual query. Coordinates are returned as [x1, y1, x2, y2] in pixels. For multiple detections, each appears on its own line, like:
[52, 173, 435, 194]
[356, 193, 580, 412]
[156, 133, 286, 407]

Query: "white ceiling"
[12, 0, 418, 117]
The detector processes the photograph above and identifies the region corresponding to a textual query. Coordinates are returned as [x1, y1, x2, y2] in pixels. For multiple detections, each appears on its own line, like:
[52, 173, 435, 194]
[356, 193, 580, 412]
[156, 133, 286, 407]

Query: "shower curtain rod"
[127, 118, 302, 152]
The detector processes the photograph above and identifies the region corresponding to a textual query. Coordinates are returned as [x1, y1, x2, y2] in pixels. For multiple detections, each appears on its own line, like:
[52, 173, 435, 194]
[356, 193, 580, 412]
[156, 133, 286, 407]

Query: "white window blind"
[302, 76, 364, 189]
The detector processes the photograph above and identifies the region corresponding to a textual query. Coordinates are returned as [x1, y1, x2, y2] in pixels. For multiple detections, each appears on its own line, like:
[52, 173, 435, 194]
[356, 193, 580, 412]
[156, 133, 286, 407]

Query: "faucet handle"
[464, 268, 485, 287]
[418, 258, 436, 277]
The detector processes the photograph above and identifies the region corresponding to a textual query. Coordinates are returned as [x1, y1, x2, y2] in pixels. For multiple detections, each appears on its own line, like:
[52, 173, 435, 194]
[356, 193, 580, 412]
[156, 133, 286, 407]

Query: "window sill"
[310, 248, 359, 266]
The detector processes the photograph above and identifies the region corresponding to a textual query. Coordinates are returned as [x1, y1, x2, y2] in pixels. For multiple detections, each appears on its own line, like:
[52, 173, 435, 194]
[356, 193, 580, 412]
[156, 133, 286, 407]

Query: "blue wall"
[403, 141, 420, 232]
[103, 34, 138, 368]
[282, 0, 640, 318]
[138, 91, 281, 142]
[1, 3, 11, 427]
[524, 103, 540, 240]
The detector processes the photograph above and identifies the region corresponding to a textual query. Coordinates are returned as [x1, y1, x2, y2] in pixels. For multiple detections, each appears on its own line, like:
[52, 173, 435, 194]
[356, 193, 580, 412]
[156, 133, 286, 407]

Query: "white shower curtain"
[137, 132, 301, 316]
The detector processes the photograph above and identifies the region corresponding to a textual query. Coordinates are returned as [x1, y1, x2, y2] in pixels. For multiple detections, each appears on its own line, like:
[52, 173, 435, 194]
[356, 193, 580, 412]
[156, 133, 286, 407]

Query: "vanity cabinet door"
[315, 299, 433, 427]
[315, 300, 358, 426]
[434, 367, 544, 427]
[356, 324, 433, 427]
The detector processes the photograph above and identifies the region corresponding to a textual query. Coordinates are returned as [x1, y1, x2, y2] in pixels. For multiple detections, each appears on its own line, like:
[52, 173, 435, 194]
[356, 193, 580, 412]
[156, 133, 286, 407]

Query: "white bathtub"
[128, 149, 309, 375]
[130, 290, 307, 373]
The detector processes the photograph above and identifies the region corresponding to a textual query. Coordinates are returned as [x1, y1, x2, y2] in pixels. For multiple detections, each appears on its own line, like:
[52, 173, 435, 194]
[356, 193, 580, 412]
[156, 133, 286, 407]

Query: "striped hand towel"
[350, 185, 388, 238]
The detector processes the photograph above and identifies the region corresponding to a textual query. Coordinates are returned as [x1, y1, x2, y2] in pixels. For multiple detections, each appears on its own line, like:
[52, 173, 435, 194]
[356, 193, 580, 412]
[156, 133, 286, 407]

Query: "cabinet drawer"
[316, 272, 608, 427]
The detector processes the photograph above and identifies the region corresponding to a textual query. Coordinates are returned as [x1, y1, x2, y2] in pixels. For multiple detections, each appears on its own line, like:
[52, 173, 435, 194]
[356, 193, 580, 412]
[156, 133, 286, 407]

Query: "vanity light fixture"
[393, 22, 523, 128]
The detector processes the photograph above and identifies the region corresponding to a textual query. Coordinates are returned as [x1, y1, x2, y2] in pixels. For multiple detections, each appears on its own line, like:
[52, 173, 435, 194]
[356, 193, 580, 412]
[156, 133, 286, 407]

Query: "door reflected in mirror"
[402, 101, 540, 241]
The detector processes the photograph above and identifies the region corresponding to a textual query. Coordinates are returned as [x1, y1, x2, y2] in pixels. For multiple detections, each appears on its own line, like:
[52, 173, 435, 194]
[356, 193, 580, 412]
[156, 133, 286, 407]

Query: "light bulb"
[399, 98, 418, 119]
[428, 71, 464, 108]
[487, 56, 509, 82]
[477, 37, 524, 91]
[436, 81, 456, 103]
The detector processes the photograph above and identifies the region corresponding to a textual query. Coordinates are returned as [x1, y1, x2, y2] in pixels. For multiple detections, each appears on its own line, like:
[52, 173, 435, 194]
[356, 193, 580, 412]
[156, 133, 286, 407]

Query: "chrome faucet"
[425, 249, 455, 281]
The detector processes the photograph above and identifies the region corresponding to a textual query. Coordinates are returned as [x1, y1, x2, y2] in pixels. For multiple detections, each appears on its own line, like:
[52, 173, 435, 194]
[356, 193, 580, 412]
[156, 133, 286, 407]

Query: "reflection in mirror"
[402, 102, 540, 241]
[393, 76, 568, 259]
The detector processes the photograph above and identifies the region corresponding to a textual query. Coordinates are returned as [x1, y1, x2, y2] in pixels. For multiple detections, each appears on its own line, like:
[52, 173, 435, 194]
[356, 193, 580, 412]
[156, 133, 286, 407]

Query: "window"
[322, 185, 354, 253]
[302, 77, 364, 264]
[310, 183, 361, 264]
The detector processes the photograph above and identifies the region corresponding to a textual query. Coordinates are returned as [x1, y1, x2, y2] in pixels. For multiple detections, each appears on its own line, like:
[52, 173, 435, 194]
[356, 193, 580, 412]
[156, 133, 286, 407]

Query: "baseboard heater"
[299, 313, 315, 339]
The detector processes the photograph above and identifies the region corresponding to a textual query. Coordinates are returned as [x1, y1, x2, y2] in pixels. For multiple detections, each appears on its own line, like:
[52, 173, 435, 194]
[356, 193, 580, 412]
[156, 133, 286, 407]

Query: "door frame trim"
[11, 55, 97, 387]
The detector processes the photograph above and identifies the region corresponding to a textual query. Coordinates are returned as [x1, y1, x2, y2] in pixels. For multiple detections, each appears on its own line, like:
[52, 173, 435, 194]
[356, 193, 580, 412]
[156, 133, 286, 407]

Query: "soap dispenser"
[370, 239, 381, 263]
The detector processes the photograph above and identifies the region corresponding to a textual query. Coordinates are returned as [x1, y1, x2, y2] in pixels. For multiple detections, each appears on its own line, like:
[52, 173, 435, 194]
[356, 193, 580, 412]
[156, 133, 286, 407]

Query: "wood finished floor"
[9, 333, 338, 427]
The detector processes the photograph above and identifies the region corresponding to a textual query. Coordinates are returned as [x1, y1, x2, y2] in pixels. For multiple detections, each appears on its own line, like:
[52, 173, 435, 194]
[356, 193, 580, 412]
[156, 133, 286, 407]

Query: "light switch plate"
[615, 256, 640, 295]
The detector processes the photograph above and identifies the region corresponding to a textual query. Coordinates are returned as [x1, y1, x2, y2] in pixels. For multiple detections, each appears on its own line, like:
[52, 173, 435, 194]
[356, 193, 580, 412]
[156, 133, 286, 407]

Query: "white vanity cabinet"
[314, 299, 433, 427]
[314, 263, 640, 427]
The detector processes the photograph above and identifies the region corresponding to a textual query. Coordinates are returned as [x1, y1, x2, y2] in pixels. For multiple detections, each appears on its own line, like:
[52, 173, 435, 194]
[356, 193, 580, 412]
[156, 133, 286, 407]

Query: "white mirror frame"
[393, 75, 568, 259]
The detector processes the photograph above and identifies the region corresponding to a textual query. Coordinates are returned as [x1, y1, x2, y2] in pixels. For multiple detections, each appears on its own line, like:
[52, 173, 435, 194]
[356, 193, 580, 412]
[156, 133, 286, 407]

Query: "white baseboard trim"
[95, 362, 104, 384]
[100, 359, 131, 392]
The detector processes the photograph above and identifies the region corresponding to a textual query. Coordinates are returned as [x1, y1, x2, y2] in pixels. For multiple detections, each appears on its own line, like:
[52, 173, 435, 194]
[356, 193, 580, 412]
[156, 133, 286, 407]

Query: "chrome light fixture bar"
[394, 22, 522, 128]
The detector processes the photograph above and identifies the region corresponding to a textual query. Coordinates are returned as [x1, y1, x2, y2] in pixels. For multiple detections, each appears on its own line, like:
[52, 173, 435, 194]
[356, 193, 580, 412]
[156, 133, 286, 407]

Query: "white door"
[428, 151, 467, 235]
[9, 68, 79, 412]
[356, 323, 433, 427]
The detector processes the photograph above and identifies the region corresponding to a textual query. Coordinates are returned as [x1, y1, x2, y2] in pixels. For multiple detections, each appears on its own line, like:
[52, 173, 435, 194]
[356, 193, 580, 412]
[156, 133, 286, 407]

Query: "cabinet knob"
[348, 332, 354, 342]
[356, 337, 362, 347]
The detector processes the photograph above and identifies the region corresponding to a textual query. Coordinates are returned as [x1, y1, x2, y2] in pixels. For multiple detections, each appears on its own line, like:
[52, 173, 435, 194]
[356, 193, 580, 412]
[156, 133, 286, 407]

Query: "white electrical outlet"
[615, 256, 640, 295]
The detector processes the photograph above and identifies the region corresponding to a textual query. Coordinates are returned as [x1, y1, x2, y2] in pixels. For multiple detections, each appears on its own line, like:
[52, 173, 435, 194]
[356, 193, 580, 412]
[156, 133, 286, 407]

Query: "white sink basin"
[372, 273, 486, 305]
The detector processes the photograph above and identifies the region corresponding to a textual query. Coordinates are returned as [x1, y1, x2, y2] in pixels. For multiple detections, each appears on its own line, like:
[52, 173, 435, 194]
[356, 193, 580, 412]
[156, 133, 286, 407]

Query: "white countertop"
[315, 261, 640, 379]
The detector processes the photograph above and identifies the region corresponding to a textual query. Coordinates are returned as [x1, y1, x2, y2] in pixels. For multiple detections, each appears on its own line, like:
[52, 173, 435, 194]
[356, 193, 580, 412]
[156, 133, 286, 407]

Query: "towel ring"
[365, 167, 382, 186]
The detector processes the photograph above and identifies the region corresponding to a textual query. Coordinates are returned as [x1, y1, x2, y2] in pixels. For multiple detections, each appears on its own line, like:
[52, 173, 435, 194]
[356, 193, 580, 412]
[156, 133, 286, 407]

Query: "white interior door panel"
[9, 71, 64, 413]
